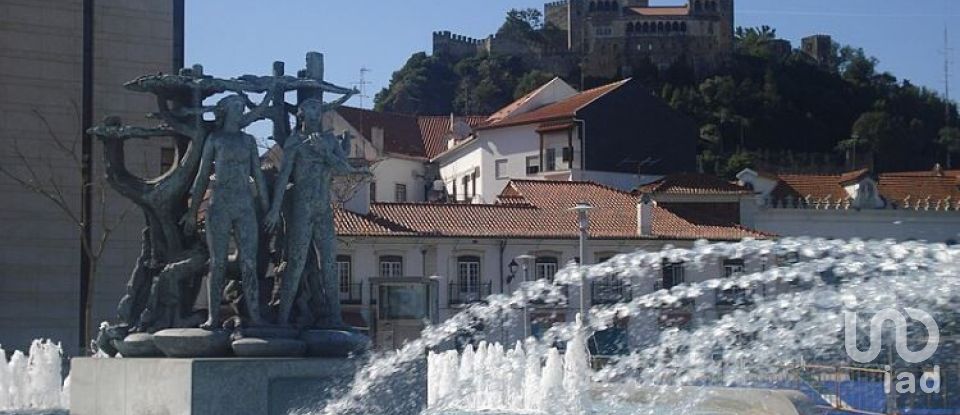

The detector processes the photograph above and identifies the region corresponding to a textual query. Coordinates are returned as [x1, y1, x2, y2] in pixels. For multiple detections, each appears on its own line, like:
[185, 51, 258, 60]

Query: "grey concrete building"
[0, 0, 183, 355]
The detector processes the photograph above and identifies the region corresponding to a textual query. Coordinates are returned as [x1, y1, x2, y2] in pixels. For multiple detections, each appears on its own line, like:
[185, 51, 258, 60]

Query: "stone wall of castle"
[432, 0, 735, 81]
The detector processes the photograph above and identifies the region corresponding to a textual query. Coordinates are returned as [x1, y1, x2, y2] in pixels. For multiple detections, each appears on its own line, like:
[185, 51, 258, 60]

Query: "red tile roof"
[628, 6, 690, 16]
[480, 79, 630, 130]
[765, 166, 960, 207]
[335, 107, 485, 159]
[636, 173, 752, 195]
[336, 106, 425, 158]
[330, 180, 769, 241]
[417, 115, 488, 159]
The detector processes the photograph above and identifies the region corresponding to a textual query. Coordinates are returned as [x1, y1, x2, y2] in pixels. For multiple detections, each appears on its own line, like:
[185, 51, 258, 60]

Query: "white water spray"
[427, 314, 591, 414]
[0, 339, 69, 411]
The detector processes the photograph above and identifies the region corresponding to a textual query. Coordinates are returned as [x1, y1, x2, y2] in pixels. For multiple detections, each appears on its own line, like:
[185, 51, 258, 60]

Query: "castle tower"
[567, 0, 587, 53]
[715, 0, 735, 52]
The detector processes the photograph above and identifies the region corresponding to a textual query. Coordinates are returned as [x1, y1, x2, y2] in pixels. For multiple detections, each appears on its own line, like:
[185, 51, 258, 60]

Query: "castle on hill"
[433, 0, 735, 80]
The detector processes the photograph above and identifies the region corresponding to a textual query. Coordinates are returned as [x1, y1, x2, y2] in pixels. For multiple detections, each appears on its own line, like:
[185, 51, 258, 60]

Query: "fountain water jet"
[315, 238, 960, 415]
[0, 340, 68, 412]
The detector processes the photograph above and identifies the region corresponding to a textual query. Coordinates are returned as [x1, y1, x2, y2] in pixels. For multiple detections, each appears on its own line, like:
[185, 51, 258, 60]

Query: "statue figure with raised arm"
[184, 93, 271, 329]
[265, 95, 359, 328]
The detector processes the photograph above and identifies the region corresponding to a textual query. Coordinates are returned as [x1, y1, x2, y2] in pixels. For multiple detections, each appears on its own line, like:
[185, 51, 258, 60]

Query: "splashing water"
[313, 238, 960, 414]
[0, 339, 69, 412]
[426, 315, 591, 414]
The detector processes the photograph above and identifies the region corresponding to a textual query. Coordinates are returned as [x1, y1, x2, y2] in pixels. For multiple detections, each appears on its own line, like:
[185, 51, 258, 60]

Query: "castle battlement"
[432, 31, 484, 45]
[544, 0, 568, 8]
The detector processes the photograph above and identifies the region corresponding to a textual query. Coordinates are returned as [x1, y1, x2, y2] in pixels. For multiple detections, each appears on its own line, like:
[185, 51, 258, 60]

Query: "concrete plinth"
[69, 357, 425, 415]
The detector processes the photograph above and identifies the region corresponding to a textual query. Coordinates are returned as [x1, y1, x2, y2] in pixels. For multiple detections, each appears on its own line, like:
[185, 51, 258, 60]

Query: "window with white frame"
[394, 183, 407, 202]
[495, 159, 508, 179]
[535, 256, 559, 282]
[545, 148, 557, 171]
[336, 255, 352, 293]
[457, 256, 481, 292]
[379, 255, 403, 277]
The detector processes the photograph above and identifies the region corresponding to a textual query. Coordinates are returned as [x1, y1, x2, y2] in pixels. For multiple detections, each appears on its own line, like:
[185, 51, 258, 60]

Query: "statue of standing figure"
[265, 95, 359, 328]
[184, 94, 271, 329]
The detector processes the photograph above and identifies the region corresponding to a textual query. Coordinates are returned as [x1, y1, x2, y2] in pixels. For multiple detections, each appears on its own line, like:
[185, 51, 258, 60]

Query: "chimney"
[371, 126, 385, 153]
[637, 193, 654, 237]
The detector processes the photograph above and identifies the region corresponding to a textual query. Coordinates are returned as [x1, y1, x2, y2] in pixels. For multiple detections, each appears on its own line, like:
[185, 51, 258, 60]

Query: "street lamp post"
[515, 254, 535, 340]
[570, 202, 593, 324]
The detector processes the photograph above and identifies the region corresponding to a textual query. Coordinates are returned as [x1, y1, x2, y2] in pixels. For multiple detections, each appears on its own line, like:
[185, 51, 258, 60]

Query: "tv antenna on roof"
[353, 66, 372, 109]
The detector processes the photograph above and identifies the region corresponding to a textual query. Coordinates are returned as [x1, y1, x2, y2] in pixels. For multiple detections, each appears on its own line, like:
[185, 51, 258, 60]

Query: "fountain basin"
[429, 384, 817, 415]
[68, 356, 427, 415]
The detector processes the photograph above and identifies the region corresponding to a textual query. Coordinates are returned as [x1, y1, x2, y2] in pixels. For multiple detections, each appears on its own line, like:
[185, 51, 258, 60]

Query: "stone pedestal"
[69, 357, 426, 415]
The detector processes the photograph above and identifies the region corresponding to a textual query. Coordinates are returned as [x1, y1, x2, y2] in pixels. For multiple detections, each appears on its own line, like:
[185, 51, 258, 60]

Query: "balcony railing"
[448, 282, 492, 306]
[339, 283, 363, 305]
[591, 281, 632, 304]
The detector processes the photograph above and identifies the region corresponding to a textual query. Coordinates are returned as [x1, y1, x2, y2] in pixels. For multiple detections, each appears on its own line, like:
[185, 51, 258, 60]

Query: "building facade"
[435, 77, 698, 203]
[738, 166, 960, 243]
[0, 0, 183, 354]
[330, 178, 770, 351]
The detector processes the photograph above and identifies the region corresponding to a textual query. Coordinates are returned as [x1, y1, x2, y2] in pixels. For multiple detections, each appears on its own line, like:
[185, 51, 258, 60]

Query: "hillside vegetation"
[375, 11, 959, 176]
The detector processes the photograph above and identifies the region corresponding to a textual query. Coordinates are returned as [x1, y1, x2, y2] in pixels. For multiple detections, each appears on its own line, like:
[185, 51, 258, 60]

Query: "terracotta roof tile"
[417, 115, 488, 159]
[329, 180, 769, 240]
[636, 173, 751, 195]
[336, 106, 426, 158]
[765, 166, 960, 206]
[480, 79, 629, 130]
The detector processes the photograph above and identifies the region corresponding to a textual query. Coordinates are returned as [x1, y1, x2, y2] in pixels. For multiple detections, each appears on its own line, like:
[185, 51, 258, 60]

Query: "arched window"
[535, 256, 559, 282]
[589, 1, 596, 11]
[695, 0, 702, 11]
[672, 22, 680, 32]
[664, 22, 671, 32]
[642, 22, 650, 33]
[611, 1, 619, 10]
[680, 22, 688, 32]
[626, 22, 635, 33]
[710, 1, 718, 11]
[657, 21, 664, 32]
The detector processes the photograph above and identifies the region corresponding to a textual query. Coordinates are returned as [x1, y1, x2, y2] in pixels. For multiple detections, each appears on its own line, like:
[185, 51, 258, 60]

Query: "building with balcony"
[434, 77, 698, 203]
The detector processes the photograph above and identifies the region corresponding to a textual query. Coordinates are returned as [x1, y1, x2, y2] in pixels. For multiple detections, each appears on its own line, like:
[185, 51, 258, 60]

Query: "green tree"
[838, 46, 877, 86]
[734, 25, 777, 58]
[497, 8, 543, 41]
[938, 126, 960, 168]
[838, 111, 899, 169]
[374, 52, 457, 114]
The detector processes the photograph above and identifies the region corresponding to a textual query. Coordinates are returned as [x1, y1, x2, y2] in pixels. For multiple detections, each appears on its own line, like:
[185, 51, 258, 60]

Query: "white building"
[321, 106, 486, 203]
[737, 166, 960, 243]
[434, 77, 699, 203]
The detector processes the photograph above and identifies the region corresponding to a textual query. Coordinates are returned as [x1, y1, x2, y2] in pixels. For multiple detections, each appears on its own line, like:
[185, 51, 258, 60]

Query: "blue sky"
[186, 0, 958, 111]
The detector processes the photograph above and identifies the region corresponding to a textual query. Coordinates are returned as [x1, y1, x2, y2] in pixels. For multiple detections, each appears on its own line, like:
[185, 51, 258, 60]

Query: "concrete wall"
[0, 0, 177, 355]
[749, 208, 960, 243]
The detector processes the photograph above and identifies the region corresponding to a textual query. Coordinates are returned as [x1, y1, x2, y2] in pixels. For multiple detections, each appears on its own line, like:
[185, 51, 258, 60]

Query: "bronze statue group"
[89, 53, 368, 357]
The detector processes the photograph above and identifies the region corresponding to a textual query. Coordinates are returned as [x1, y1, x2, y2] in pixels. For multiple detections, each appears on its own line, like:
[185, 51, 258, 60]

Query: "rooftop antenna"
[353, 66, 372, 109]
